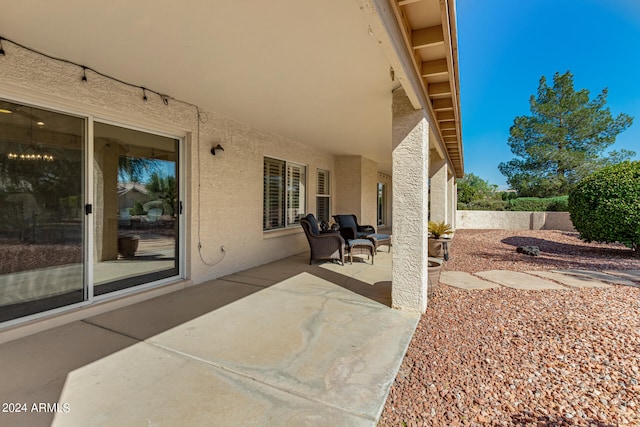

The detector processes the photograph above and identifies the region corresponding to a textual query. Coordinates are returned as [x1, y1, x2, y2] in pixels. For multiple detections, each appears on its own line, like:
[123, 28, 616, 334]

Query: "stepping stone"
[440, 271, 500, 290]
[553, 270, 639, 287]
[526, 271, 610, 288]
[603, 270, 640, 284]
[475, 270, 568, 290]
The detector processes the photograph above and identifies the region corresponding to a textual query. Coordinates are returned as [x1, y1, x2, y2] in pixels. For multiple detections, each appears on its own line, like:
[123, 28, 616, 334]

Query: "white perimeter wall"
[456, 211, 576, 231]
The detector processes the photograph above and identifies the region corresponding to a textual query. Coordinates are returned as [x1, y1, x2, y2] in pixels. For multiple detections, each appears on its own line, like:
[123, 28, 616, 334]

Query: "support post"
[391, 87, 430, 312]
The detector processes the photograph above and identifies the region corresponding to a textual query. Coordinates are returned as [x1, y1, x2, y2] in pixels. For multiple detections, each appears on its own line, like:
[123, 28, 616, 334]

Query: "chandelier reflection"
[7, 152, 54, 161]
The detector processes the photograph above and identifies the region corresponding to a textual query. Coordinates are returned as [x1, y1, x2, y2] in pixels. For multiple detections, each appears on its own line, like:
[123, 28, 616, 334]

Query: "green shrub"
[546, 196, 569, 212]
[468, 199, 508, 211]
[132, 200, 146, 216]
[506, 195, 569, 211]
[568, 161, 640, 257]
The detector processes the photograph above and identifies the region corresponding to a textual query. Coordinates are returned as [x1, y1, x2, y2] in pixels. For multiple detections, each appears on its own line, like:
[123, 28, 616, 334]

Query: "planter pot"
[427, 257, 443, 298]
[118, 235, 140, 258]
[428, 237, 452, 260]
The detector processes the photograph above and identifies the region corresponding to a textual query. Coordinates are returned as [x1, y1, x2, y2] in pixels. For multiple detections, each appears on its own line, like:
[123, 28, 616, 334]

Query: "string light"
[1, 35, 224, 263]
[0, 36, 189, 109]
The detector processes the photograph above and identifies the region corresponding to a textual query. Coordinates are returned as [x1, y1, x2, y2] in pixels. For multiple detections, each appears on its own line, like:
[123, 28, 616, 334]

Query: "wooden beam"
[411, 25, 444, 49]
[428, 82, 451, 96]
[440, 122, 456, 130]
[421, 59, 448, 77]
[437, 111, 455, 122]
[432, 98, 453, 111]
[398, 0, 423, 6]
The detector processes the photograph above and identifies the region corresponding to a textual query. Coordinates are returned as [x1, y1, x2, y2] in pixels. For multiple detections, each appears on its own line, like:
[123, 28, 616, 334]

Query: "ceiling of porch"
[0, 0, 462, 176]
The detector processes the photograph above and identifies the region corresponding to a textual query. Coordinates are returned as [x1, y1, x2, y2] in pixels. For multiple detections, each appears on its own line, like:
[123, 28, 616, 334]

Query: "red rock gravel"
[379, 230, 640, 426]
[444, 229, 640, 273]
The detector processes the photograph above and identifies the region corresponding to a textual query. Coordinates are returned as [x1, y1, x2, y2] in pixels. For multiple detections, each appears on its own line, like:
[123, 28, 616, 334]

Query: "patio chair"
[300, 213, 346, 265]
[332, 214, 376, 241]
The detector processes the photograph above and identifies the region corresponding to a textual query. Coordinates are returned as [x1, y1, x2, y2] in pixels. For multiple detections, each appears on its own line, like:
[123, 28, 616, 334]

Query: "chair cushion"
[336, 215, 357, 230]
[348, 239, 374, 249]
[304, 214, 320, 235]
[367, 233, 390, 241]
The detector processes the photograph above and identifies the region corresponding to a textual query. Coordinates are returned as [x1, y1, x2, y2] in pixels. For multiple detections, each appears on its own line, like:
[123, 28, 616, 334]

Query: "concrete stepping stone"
[603, 270, 640, 284]
[553, 270, 639, 287]
[440, 271, 500, 290]
[525, 271, 610, 288]
[475, 270, 568, 290]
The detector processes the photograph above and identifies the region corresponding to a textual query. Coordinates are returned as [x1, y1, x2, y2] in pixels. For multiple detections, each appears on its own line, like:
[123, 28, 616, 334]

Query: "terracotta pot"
[427, 257, 443, 298]
[118, 235, 140, 258]
[428, 237, 452, 259]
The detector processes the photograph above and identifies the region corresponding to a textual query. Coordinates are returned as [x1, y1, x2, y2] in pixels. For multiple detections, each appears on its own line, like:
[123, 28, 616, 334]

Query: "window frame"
[263, 156, 307, 231]
[316, 169, 331, 223]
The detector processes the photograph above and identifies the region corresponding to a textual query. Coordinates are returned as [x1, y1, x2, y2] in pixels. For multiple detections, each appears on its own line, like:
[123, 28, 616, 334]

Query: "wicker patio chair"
[300, 214, 346, 265]
[332, 214, 376, 241]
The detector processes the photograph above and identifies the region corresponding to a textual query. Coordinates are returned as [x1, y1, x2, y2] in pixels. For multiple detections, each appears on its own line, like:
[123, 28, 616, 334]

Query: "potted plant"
[428, 221, 453, 259]
[427, 256, 443, 299]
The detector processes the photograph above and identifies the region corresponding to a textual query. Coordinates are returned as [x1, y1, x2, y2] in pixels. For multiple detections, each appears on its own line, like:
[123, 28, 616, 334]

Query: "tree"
[568, 161, 640, 257]
[456, 173, 498, 204]
[146, 172, 176, 215]
[499, 71, 634, 197]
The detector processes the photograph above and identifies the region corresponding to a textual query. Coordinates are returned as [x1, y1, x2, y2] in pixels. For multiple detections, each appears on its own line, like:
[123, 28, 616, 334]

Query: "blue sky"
[457, 0, 640, 189]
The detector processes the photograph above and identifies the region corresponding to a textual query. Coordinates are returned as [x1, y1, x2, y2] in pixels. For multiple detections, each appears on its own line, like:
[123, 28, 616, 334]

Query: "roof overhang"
[0, 0, 462, 176]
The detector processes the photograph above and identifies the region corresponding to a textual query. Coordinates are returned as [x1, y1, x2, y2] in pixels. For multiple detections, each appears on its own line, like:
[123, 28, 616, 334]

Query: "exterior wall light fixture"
[210, 144, 224, 155]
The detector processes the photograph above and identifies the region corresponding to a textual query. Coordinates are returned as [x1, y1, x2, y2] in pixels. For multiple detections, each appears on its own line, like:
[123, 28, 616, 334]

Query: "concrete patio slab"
[85, 279, 264, 340]
[553, 270, 639, 287]
[0, 322, 138, 427]
[526, 271, 611, 288]
[603, 270, 640, 284]
[440, 271, 501, 290]
[52, 341, 374, 427]
[475, 270, 569, 290]
[147, 272, 419, 422]
[0, 254, 417, 427]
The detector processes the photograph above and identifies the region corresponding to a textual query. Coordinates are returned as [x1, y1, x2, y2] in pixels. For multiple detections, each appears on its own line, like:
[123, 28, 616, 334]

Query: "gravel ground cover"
[379, 230, 640, 426]
[443, 229, 640, 273]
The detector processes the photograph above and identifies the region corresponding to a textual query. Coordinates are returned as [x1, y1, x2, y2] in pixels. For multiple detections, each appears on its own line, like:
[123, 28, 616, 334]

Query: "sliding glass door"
[93, 122, 179, 295]
[1, 99, 182, 324]
[0, 100, 86, 322]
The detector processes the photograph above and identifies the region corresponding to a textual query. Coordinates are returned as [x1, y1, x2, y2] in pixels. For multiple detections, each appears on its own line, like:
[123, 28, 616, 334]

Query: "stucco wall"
[0, 45, 336, 288]
[456, 210, 576, 231]
[360, 156, 378, 228]
[334, 155, 379, 228]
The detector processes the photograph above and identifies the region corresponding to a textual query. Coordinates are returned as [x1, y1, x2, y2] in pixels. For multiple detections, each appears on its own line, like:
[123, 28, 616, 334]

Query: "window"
[377, 182, 386, 226]
[263, 157, 306, 230]
[316, 169, 330, 222]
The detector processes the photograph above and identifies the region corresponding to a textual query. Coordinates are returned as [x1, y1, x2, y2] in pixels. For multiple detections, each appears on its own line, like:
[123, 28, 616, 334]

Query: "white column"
[391, 87, 430, 312]
[429, 156, 448, 224]
[447, 173, 456, 229]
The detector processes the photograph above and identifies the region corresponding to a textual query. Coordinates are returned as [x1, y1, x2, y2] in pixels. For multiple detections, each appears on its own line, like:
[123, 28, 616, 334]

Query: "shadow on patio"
[0, 247, 418, 426]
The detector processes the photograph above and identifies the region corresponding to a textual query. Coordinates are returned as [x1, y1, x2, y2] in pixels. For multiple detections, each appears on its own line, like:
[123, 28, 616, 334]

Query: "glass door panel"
[377, 183, 386, 227]
[0, 100, 86, 322]
[93, 123, 179, 295]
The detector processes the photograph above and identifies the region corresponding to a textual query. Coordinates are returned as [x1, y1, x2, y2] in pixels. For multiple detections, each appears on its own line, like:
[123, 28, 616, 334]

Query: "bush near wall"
[507, 196, 569, 212]
[569, 161, 640, 257]
[458, 195, 568, 212]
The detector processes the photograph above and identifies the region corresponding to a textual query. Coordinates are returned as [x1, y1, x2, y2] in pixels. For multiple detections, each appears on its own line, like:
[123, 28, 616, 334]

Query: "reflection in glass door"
[93, 123, 179, 295]
[0, 100, 86, 322]
[377, 183, 386, 227]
